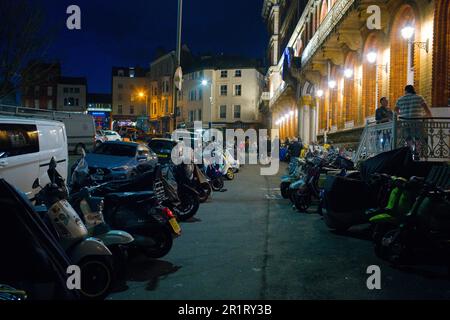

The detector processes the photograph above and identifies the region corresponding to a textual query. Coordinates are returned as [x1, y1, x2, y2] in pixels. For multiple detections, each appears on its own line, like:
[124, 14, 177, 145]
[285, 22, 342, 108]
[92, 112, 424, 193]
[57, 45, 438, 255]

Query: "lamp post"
[172, 0, 183, 131]
[316, 89, 324, 143]
[400, 25, 429, 86]
[201, 79, 213, 129]
[325, 80, 336, 144]
[133, 90, 149, 132]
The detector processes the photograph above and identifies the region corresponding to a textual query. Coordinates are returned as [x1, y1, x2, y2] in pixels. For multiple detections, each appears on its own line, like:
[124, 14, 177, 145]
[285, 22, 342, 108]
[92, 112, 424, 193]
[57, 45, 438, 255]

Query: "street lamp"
[400, 25, 429, 87]
[344, 68, 353, 79]
[328, 80, 337, 89]
[401, 26, 415, 40]
[133, 90, 149, 132]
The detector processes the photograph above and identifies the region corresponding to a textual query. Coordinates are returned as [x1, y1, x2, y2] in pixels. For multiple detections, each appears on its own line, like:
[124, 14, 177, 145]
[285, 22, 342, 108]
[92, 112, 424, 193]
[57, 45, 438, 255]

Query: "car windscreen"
[104, 131, 116, 136]
[148, 141, 176, 154]
[93, 144, 136, 157]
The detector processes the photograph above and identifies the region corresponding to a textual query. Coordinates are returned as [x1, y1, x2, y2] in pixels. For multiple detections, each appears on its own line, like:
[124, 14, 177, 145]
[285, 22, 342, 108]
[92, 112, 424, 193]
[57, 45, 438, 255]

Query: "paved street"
[108, 163, 450, 300]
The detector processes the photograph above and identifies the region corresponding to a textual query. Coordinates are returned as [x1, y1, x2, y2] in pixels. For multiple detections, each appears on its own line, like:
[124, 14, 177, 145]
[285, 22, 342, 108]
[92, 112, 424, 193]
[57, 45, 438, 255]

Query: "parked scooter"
[203, 163, 225, 192]
[0, 179, 80, 300]
[43, 156, 134, 281]
[71, 157, 182, 259]
[368, 175, 423, 251]
[32, 160, 114, 300]
[193, 164, 212, 203]
[377, 183, 450, 269]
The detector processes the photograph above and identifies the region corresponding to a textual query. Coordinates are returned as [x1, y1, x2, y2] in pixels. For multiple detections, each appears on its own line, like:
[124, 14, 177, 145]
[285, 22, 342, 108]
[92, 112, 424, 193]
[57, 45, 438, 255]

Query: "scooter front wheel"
[211, 177, 224, 191]
[294, 190, 311, 212]
[79, 256, 113, 300]
[198, 182, 212, 203]
[173, 191, 200, 221]
[280, 182, 290, 199]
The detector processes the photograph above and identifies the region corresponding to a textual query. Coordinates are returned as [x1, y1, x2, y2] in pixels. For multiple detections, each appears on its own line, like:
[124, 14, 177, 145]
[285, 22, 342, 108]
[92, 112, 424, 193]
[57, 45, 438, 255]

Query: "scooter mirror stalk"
[32, 178, 41, 190]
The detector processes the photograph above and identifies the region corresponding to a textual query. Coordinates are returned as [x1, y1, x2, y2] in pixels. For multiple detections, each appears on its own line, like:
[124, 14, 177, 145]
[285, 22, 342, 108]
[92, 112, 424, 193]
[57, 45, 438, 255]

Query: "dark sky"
[39, 0, 267, 93]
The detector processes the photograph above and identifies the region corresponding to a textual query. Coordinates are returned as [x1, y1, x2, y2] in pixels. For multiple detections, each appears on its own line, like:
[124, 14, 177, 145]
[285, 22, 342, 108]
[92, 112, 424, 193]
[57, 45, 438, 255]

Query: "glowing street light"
[316, 89, 324, 98]
[344, 68, 353, 78]
[401, 26, 415, 40]
[328, 80, 336, 89]
[201, 79, 208, 86]
[367, 51, 377, 64]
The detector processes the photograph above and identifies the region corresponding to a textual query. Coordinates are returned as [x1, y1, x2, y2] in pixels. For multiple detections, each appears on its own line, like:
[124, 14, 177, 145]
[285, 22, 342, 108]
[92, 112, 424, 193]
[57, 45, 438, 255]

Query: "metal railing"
[354, 115, 450, 162]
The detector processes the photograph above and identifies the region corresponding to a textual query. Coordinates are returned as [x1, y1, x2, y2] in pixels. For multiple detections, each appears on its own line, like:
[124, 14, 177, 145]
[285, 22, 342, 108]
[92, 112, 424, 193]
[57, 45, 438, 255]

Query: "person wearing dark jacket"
[288, 139, 302, 158]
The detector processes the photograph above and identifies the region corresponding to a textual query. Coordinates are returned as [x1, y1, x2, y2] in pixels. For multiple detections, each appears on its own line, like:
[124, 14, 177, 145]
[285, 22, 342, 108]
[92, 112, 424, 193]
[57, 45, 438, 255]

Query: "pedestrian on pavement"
[395, 85, 432, 155]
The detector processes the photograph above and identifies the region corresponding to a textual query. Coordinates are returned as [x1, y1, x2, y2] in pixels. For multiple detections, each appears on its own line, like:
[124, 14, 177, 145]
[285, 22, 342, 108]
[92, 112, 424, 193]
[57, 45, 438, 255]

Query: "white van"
[0, 105, 95, 154]
[0, 116, 68, 197]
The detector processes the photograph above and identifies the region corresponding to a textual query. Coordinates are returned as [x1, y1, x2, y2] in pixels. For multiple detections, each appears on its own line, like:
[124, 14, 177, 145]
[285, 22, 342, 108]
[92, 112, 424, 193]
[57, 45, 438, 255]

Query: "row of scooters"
[280, 147, 450, 272]
[0, 149, 241, 300]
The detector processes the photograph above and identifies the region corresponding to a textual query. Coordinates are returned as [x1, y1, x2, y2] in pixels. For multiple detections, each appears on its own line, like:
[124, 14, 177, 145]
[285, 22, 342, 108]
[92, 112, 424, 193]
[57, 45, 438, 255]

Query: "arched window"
[432, 0, 450, 107]
[362, 33, 383, 122]
[389, 5, 417, 105]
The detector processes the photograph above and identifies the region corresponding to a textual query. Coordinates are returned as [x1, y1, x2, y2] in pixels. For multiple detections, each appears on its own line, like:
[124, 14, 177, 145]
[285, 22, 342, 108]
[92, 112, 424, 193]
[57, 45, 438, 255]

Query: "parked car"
[101, 130, 122, 142]
[0, 116, 68, 198]
[80, 141, 158, 183]
[148, 138, 180, 164]
[95, 130, 107, 148]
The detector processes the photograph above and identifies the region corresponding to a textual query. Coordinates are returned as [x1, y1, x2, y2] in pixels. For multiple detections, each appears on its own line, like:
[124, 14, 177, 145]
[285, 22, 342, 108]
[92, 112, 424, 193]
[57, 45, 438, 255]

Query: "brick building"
[263, 0, 449, 144]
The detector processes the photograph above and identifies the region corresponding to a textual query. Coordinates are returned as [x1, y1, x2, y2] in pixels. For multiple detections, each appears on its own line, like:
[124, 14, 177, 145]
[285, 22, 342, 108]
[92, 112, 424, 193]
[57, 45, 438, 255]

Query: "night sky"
[39, 0, 267, 94]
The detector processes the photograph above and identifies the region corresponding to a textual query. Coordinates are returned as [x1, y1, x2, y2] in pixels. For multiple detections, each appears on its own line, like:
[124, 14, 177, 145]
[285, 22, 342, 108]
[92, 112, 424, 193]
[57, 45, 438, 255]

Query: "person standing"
[395, 85, 432, 156]
[376, 97, 394, 123]
[395, 85, 432, 119]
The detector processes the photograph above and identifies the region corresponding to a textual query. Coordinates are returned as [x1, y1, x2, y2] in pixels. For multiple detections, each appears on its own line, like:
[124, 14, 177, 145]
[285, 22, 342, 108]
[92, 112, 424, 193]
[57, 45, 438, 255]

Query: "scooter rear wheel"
[226, 169, 235, 181]
[138, 225, 173, 259]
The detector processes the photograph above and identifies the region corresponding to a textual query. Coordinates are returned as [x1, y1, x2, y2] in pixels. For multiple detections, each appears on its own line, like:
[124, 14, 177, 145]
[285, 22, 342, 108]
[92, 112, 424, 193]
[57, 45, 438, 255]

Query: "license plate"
[169, 218, 181, 235]
[158, 154, 168, 158]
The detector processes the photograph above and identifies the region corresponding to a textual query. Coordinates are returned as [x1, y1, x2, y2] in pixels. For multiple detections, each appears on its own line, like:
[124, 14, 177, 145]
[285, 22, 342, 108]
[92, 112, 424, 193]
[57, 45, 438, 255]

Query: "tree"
[0, 0, 53, 102]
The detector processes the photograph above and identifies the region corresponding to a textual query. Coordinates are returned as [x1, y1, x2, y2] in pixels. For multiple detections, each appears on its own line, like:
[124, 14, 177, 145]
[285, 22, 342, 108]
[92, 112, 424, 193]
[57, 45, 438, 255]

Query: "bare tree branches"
[0, 0, 54, 101]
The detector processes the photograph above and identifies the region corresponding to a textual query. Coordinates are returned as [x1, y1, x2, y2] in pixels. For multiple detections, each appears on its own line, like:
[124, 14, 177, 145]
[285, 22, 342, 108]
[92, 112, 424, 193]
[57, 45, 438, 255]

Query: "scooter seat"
[369, 213, 396, 224]
[105, 191, 157, 203]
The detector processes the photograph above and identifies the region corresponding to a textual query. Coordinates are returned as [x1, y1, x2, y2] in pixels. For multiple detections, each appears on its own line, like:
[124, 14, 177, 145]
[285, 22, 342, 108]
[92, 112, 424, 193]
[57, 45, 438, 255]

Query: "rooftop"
[58, 77, 87, 86]
[184, 55, 263, 74]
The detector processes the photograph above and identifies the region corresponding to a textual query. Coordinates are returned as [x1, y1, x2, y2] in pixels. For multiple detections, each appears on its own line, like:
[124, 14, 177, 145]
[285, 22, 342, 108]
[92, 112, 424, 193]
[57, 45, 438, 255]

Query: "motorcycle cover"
[360, 147, 441, 183]
[324, 176, 370, 212]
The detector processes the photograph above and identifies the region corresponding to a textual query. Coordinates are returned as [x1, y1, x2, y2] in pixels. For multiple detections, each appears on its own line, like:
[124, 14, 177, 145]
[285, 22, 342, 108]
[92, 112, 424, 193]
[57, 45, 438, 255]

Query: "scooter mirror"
[32, 178, 41, 189]
[49, 157, 58, 170]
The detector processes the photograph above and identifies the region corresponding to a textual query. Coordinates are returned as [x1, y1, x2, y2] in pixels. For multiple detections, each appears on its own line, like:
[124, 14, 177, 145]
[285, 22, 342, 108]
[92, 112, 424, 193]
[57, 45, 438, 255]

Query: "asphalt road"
[103, 162, 450, 300]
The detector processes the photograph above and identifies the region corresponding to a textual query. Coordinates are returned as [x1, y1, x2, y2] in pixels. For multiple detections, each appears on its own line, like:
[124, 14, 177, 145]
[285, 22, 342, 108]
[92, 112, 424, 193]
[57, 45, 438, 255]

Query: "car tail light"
[162, 207, 175, 219]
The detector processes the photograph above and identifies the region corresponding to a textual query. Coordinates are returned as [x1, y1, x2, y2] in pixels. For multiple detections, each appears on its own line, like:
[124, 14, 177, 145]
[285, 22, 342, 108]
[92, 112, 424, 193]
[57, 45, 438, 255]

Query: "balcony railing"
[354, 116, 450, 162]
